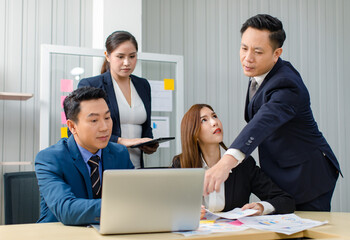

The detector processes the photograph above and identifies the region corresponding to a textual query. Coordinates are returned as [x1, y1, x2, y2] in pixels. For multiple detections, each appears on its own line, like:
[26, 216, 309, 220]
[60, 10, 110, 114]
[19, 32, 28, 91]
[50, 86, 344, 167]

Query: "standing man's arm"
[203, 154, 239, 195]
[203, 80, 300, 195]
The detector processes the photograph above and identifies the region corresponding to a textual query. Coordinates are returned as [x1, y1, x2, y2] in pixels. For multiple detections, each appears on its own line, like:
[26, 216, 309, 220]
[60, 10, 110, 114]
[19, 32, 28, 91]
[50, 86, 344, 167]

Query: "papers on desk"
[174, 219, 249, 237]
[239, 213, 328, 235]
[206, 208, 258, 219]
[174, 211, 328, 237]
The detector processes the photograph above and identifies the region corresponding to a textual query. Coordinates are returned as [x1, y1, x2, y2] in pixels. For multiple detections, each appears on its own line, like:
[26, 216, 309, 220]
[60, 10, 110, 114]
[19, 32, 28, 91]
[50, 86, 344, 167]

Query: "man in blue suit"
[35, 87, 134, 225]
[204, 14, 341, 211]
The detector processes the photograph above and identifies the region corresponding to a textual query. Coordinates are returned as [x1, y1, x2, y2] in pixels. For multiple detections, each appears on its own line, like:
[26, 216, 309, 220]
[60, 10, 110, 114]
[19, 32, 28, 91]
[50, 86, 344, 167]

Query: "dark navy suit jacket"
[230, 58, 341, 204]
[78, 72, 153, 168]
[35, 136, 133, 225]
[173, 156, 295, 214]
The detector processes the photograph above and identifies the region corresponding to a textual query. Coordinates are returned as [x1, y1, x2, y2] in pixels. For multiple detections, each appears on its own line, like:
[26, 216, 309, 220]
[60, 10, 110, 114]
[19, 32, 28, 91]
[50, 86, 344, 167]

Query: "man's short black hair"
[240, 14, 286, 49]
[63, 87, 107, 123]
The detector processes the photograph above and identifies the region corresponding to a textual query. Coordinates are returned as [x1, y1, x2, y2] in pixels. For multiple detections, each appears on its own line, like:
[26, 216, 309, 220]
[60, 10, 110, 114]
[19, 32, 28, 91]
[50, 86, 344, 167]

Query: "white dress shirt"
[112, 77, 147, 168]
[202, 148, 226, 212]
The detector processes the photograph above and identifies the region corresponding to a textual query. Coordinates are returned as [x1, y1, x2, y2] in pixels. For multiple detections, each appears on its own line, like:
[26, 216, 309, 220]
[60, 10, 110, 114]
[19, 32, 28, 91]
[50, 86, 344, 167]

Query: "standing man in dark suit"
[203, 14, 341, 211]
[35, 87, 134, 225]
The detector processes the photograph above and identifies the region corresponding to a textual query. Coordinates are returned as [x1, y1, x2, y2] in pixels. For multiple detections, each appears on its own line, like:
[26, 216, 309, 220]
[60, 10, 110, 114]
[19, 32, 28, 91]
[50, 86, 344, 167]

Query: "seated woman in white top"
[172, 104, 295, 218]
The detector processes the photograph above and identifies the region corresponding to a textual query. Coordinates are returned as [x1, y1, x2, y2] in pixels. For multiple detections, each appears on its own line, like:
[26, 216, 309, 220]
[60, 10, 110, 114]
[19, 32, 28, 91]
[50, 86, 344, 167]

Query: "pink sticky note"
[61, 96, 66, 108]
[61, 111, 67, 124]
[61, 79, 73, 92]
[229, 220, 243, 226]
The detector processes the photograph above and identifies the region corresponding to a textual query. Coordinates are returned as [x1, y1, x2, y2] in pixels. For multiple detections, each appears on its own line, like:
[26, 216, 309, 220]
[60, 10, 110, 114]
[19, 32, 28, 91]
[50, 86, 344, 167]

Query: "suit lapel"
[101, 146, 112, 168]
[100, 145, 114, 184]
[244, 80, 251, 121]
[67, 136, 94, 199]
[131, 75, 151, 119]
[103, 73, 121, 133]
[245, 58, 284, 121]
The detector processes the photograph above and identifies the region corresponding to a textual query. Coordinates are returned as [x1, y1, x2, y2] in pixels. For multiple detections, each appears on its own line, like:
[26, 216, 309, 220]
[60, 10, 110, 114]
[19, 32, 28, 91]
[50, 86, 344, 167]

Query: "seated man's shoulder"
[105, 142, 133, 168]
[106, 141, 128, 154]
[35, 138, 69, 162]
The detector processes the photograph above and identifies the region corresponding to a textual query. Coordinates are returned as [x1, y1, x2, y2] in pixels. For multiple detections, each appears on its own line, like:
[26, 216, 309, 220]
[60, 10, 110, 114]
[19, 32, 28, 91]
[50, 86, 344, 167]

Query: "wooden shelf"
[0, 92, 33, 101]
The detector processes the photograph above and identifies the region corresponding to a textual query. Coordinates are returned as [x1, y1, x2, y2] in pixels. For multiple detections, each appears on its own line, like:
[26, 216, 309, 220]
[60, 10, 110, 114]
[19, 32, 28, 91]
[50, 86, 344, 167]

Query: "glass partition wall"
[40, 45, 183, 167]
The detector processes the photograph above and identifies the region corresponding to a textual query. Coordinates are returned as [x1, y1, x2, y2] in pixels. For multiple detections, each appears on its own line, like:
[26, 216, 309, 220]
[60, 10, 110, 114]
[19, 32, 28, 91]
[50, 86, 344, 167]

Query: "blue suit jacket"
[230, 58, 341, 204]
[35, 136, 133, 225]
[78, 71, 153, 143]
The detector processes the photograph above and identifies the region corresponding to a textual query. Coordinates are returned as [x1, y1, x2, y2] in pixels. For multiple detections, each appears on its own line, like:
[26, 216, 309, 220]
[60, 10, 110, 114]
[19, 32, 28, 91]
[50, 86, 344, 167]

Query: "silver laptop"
[93, 168, 204, 235]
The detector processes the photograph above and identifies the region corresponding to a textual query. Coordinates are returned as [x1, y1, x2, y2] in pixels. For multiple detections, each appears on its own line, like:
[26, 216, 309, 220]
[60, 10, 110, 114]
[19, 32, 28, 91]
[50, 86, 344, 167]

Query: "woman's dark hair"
[240, 14, 286, 49]
[101, 31, 138, 74]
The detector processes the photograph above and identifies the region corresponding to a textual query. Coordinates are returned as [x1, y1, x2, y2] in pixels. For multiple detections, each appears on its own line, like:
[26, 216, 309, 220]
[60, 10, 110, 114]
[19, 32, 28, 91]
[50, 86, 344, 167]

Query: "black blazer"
[78, 71, 153, 167]
[230, 58, 341, 204]
[172, 156, 295, 214]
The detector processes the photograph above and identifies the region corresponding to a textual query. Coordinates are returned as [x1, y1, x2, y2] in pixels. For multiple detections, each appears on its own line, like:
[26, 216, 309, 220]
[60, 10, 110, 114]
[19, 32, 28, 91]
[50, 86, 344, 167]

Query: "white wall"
[0, 0, 93, 224]
[142, 0, 350, 212]
[92, 0, 142, 50]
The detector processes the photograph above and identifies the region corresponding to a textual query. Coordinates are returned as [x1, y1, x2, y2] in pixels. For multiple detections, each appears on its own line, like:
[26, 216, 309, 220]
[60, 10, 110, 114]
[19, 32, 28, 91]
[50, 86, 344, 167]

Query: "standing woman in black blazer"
[172, 104, 294, 217]
[78, 31, 158, 168]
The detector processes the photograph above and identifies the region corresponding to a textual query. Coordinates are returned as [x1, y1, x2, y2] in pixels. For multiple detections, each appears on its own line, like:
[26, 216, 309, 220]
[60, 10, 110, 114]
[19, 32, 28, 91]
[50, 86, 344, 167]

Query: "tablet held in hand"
[129, 137, 175, 148]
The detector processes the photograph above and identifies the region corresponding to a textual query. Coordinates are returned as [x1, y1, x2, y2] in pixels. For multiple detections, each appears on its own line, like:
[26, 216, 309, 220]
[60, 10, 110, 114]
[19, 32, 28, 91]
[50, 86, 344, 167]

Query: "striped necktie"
[249, 77, 258, 101]
[88, 155, 101, 199]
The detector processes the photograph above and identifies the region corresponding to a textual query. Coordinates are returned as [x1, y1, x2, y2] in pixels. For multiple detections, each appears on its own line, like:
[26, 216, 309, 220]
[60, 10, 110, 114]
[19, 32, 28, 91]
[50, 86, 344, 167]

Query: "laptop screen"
[97, 168, 204, 235]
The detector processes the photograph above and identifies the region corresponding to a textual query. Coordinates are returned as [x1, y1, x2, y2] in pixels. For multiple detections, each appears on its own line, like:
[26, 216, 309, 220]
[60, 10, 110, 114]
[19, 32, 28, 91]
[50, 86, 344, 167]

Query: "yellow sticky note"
[164, 79, 174, 90]
[200, 220, 216, 224]
[61, 127, 68, 138]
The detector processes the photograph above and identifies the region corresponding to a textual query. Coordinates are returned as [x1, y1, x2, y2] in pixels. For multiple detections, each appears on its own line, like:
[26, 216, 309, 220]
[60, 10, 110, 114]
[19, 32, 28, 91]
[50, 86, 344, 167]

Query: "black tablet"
[129, 137, 175, 148]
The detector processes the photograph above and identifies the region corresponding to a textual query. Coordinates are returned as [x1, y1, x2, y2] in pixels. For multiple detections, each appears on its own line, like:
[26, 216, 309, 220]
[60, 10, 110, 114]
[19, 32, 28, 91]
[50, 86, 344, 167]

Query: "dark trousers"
[296, 172, 338, 211]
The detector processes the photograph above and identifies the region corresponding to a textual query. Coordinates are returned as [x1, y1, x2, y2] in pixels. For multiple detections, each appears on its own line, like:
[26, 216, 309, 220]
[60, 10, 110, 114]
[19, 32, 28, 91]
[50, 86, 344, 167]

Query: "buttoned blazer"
[78, 71, 153, 143]
[172, 156, 295, 214]
[35, 135, 133, 225]
[223, 156, 295, 213]
[230, 58, 341, 204]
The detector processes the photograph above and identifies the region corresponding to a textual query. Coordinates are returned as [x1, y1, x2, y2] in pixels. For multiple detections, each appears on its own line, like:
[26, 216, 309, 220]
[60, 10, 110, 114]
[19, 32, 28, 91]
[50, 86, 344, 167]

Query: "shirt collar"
[76, 143, 102, 165]
[201, 146, 231, 172]
[253, 70, 270, 87]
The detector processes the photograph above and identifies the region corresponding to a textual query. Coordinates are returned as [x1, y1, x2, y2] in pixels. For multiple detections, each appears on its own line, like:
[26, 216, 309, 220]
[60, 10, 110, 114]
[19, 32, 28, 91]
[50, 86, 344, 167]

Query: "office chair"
[4, 171, 40, 224]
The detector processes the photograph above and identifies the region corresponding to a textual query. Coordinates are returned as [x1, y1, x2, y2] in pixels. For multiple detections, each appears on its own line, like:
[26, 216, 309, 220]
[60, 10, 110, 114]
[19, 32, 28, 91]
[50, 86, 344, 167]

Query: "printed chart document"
[239, 213, 328, 235]
[206, 208, 258, 220]
[175, 211, 328, 237]
[174, 219, 249, 237]
[174, 208, 255, 236]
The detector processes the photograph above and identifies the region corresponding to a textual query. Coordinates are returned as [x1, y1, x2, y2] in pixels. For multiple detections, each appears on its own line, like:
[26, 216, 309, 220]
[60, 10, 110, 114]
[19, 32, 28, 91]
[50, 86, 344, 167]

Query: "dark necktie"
[88, 155, 101, 199]
[249, 77, 258, 101]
